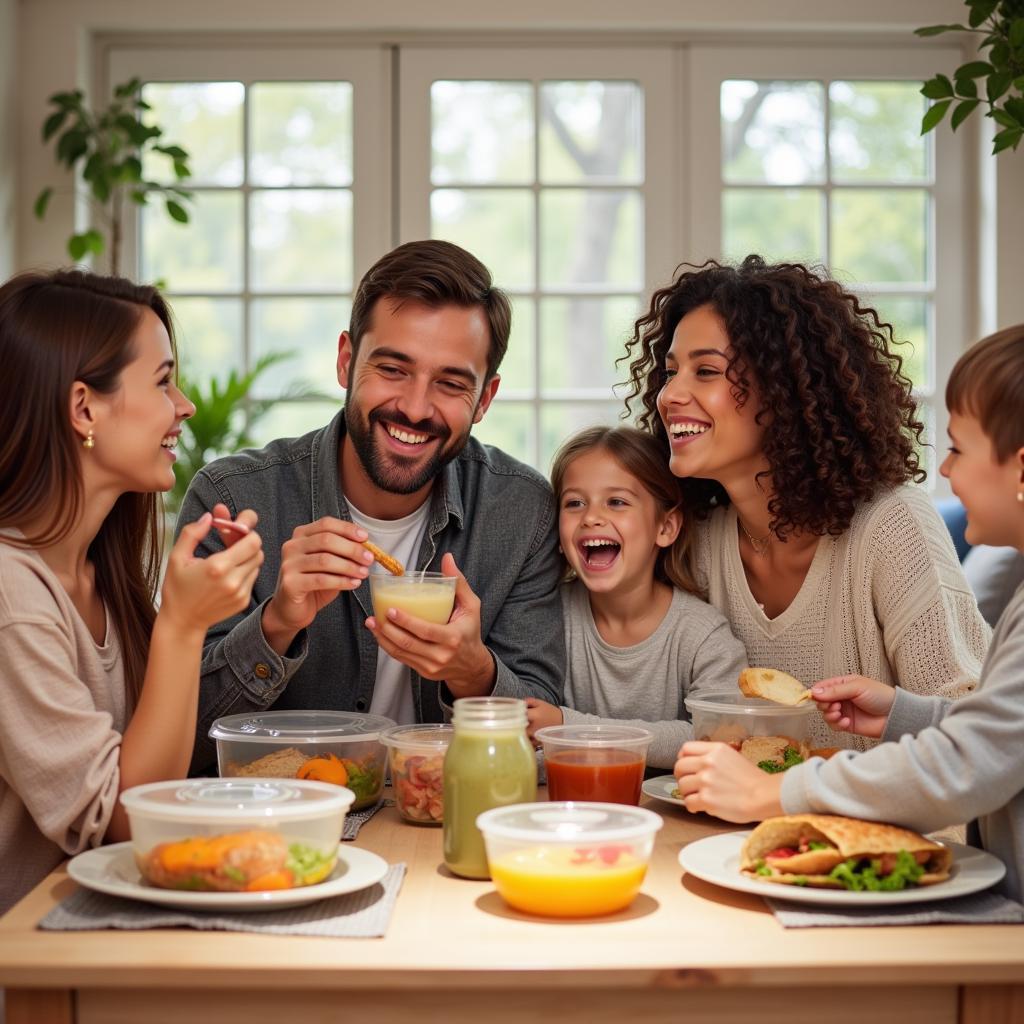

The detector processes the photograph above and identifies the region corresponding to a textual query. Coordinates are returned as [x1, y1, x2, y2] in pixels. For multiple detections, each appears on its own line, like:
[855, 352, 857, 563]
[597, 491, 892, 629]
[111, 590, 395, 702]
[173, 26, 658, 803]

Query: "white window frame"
[687, 44, 970, 492]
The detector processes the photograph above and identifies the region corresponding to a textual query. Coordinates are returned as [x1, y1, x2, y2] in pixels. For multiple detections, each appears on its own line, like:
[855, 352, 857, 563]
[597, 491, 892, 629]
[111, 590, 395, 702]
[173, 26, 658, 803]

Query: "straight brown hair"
[0, 269, 174, 709]
[348, 240, 512, 382]
[946, 324, 1024, 462]
[550, 425, 699, 596]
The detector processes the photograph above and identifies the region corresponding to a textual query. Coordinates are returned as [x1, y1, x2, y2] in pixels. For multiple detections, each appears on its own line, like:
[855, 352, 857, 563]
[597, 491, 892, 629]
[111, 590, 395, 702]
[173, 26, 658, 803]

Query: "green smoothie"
[443, 727, 537, 879]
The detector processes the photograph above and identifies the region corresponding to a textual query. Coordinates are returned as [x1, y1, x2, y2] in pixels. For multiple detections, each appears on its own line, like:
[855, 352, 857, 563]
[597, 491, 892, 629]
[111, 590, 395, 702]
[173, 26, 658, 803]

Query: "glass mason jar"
[442, 697, 537, 879]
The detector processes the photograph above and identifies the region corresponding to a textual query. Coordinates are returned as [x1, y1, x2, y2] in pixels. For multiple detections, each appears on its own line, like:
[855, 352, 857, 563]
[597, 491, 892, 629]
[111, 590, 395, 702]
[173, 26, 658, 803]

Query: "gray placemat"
[767, 888, 1024, 928]
[39, 863, 406, 937]
[342, 798, 389, 839]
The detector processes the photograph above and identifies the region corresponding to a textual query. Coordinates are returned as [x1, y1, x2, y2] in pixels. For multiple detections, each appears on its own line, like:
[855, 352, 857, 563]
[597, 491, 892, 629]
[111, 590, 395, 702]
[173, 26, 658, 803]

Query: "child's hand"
[159, 512, 264, 638]
[673, 741, 784, 822]
[525, 697, 563, 742]
[811, 675, 896, 739]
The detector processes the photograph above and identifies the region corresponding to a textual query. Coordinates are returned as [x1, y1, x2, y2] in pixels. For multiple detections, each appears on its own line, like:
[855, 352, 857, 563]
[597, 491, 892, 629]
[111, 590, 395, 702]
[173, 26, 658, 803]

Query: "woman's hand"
[159, 511, 264, 638]
[673, 741, 784, 822]
[811, 675, 895, 738]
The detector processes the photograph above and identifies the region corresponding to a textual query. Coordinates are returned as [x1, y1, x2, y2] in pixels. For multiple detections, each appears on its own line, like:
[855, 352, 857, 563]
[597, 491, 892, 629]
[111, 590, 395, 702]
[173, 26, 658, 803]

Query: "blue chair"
[934, 497, 971, 562]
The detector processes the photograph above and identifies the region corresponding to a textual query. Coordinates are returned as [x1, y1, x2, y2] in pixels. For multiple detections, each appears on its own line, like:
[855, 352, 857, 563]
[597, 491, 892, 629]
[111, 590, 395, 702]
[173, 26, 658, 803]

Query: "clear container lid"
[209, 709, 396, 744]
[451, 696, 527, 730]
[120, 779, 354, 822]
[476, 801, 663, 843]
[533, 724, 653, 748]
[684, 692, 815, 717]
[381, 723, 454, 750]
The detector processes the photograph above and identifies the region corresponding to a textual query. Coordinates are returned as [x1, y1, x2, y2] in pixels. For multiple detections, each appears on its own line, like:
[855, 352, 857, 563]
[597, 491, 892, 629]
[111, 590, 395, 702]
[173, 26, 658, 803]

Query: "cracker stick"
[363, 540, 404, 576]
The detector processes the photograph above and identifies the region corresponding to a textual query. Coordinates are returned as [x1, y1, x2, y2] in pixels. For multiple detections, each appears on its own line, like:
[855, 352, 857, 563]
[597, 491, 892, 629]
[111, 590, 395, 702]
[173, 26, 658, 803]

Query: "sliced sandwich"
[740, 814, 952, 891]
[739, 667, 813, 706]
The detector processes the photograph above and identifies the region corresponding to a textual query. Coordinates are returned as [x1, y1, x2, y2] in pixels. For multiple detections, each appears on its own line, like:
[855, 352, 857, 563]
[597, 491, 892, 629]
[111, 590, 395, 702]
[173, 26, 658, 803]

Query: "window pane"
[250, 82, 353, 186]
[498, 297, 535, 393]
[540, 189, 642, 289]
[873, 295, 930, 391]
[141, 82, 244, 186]
[248, 401, 340, 448]
[431, 81, 533, 185]
[540, 81, 643, 184]
[250, 190, 353, 292]
[832, 189, 928, 284]
[540, 402, 622, 474]
[432, 188, 534, 289]
[722, 81, 825, 185]
[540, 296, 639, 393]
[722, 188, 824, 264]
[830, 82, 929, 183]
[472, 401, 534, 466]
[142, 191, 243, 291]
[251, 298, 350, 399]
[171, 298, 243, 384]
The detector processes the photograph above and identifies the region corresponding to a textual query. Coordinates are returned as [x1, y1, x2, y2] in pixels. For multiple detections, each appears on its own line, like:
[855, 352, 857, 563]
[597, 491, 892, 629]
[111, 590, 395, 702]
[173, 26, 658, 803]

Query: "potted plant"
[918, 0, 1024, 152]
[34, 77, 193, 274]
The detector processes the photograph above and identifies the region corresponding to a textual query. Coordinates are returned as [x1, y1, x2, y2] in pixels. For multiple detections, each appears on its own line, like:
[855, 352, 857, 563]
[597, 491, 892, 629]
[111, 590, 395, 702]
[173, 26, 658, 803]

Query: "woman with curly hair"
[623, 255, 990, 752]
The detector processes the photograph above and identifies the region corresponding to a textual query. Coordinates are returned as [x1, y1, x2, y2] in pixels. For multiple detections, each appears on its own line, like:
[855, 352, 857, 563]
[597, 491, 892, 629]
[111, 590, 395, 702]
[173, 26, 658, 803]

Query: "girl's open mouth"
[578, 539, 621, 570]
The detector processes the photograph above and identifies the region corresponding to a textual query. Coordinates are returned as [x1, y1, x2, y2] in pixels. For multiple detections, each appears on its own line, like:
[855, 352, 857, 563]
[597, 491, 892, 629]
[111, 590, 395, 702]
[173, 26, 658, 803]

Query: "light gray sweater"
[783, 581, 1024, 902]
[560, 581, 749, 769]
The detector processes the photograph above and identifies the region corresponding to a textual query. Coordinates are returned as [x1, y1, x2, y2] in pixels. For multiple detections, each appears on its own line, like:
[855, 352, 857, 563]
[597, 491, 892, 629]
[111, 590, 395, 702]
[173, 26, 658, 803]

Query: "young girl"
[623, 255, 990, 752]
[674, 325, 1024, 902]
[525, 426, 747, 769]
[0, 270, 264, 913]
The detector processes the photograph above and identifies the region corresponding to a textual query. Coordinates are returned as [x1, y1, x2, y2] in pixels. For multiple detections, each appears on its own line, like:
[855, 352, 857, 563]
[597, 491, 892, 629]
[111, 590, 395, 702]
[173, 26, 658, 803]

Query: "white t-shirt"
[348, 499, 431, 725]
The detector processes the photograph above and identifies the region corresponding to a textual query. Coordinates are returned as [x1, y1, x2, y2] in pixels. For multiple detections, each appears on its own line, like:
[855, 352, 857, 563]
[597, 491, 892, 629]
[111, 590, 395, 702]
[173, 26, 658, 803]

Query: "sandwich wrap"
[740, 814, 952, 890]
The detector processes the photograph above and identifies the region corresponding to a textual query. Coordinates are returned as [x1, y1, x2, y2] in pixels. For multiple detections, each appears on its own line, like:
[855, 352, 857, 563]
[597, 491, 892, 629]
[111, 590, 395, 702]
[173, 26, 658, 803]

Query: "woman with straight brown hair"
[0, 269, 264, 913]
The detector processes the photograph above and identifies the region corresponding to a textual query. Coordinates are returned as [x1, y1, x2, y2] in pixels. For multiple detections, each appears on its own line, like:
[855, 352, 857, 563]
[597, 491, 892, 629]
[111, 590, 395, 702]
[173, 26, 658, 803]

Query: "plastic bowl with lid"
[381, 723, 453, 825]
[534, 724, 653, 805]
[120, 778, 353, 892]
[476, 801, 663, 917]
[210, 710, 395, 810]
[684, 691, 815, 755]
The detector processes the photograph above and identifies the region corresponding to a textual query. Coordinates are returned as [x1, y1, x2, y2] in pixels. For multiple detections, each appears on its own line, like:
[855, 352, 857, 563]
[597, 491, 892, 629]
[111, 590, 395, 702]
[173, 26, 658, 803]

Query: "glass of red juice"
[534, 725, 653, 805]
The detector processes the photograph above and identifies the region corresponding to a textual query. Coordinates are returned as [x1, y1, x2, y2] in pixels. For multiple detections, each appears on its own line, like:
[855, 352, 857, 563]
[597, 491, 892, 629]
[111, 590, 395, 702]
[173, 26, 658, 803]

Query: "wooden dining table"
[1, 788, 1022, 1024]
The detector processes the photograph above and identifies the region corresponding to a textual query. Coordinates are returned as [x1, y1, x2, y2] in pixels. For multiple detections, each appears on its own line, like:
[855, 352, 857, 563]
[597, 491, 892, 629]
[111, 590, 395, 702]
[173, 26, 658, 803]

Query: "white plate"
[642, 775, 687, 808]
[67, 842, 389, 912]
[678, 831, 1006, 906]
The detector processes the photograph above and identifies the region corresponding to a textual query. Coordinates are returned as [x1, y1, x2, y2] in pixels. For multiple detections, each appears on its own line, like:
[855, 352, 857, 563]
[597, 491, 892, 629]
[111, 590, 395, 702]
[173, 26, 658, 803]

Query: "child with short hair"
[526, 426, 747, 769]
[673, 325, 1024, 901]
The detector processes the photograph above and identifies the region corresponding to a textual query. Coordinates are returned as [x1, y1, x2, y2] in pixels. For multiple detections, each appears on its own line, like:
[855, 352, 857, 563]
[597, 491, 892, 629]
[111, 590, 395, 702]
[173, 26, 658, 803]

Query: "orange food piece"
[246, 870, 295, 891]
[158, 832, 257, 873]
[296, 752, 348, 786]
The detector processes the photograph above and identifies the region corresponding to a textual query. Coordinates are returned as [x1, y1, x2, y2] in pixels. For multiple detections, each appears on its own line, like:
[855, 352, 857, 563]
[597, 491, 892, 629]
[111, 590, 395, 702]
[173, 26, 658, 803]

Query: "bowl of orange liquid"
[535, 724, 653, 805]
[369, 571, 457, 624]
[476, 801, 663, 917]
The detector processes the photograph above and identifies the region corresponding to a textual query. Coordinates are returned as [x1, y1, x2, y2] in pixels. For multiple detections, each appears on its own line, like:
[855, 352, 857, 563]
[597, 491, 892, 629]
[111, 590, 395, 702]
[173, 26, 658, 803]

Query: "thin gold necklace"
[738, 518, 772, 558]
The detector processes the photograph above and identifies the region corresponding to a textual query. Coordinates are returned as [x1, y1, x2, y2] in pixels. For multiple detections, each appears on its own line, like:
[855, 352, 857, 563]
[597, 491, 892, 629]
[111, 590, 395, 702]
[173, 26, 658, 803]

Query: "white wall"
[12, 0, 1022, 338]
[0, 0, 17, 280]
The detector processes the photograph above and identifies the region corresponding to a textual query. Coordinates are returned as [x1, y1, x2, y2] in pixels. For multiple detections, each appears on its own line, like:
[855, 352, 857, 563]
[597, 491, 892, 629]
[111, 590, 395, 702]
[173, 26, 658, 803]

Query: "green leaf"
[921, 75, 955, 99]
[67, 233, 89, 261]
[82, 229, 105, 255]
[33, 187, 53, 219]
[992, 125, 1024, 152]
[990, 41, 1011, 68]
[155, 144, 189, 160]
[951, 98, 982, 130]
[988, 70, 1014, 101]
[120, 155, 143, 182]
[172, 160, 190, 179]
[1014, 75, 1024, 92]
[90, 174, 111, 203]
[1005, 96, 1024, 122]
[968, 0, 999, 28]
[914, 24, 969, 36]
[990, 108, 1020, 128]
[921, 99, 953, 133]
[955, 60, 995, 78]
[56, 129, 89, 166]
[42, 109, 69, 141]
[955, 76, 978, 98]
[130, 189, 148, 205]
[166, 198, 189, 223]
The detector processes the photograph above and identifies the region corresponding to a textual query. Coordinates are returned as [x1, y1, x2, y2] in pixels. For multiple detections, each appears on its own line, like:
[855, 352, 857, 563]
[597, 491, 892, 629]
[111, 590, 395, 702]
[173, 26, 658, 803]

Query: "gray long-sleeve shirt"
[783, 581, 1024, 902]
[560, 581, 749, 769]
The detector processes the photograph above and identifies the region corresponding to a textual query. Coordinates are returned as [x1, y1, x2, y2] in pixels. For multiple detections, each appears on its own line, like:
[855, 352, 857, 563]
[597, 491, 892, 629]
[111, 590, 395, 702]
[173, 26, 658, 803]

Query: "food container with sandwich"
[476, 801, 663, 917]
[210, 710, 395, 810]
[381, 723, 453, 825]
[684, 691, 816, 773]
[120, 778, 353, 892]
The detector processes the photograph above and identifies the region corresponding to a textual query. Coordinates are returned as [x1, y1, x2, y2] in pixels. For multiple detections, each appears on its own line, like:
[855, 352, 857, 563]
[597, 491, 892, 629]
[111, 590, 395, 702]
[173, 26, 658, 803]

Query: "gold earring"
[83, 430, 95, 450]
[1017, 491, 1023, 504]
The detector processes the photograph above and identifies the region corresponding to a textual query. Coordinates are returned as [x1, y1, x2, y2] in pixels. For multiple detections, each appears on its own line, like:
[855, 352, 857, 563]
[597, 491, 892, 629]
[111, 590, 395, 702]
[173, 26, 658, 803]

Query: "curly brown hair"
[620, 255, 926, 538]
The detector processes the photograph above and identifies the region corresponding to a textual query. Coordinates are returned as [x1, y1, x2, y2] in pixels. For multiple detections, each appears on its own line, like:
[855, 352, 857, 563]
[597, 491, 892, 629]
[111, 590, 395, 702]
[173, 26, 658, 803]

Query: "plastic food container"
[381, 723, 453, 825]
[534, 724, 653, 805]
[120, 778, 353, 892]
[684, 692, 815, 749]
[210, 710, 394, 810]
[369, 570, 457, 624]
[476, 801, 663, 917]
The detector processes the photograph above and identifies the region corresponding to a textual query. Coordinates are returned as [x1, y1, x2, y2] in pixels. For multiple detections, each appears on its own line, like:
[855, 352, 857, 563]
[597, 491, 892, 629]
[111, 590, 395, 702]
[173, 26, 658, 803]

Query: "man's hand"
[365, 552, 495, 697]
[673, 741, 784, 822]
[525, 697, 563, 741]
[811, 675, 896, 739]
[262, 517, 375, 654]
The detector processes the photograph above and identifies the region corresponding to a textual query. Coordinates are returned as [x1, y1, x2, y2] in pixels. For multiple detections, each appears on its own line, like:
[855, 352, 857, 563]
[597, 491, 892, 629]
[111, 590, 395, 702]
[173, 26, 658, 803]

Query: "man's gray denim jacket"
[177, 411, 565, 775]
